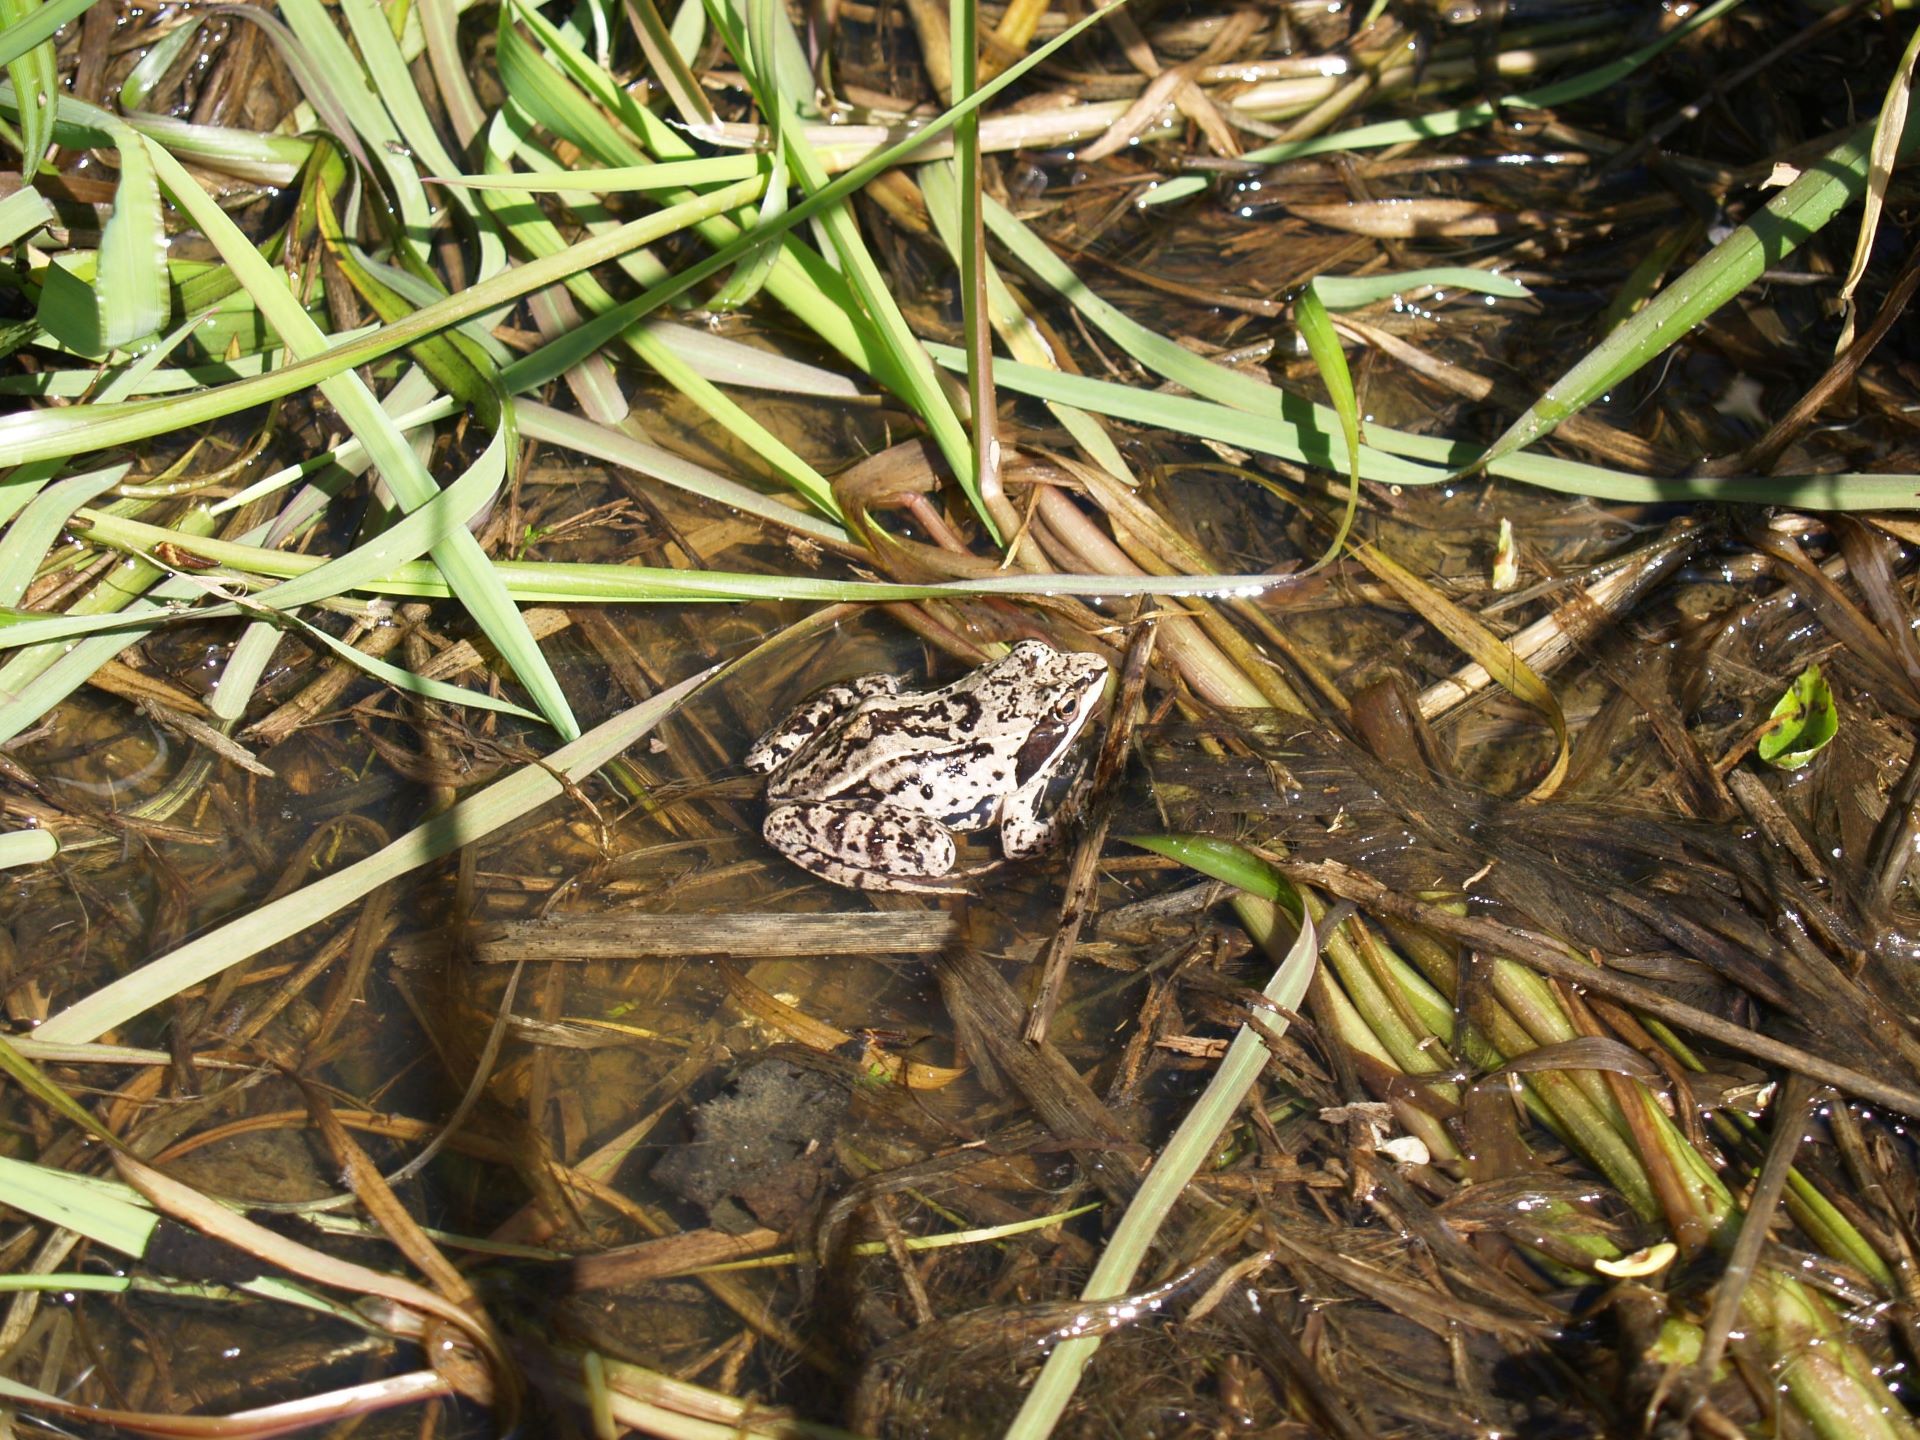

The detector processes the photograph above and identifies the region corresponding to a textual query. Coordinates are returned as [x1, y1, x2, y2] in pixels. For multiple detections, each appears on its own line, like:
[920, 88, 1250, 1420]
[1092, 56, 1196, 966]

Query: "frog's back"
[766, 693, 1016, 833]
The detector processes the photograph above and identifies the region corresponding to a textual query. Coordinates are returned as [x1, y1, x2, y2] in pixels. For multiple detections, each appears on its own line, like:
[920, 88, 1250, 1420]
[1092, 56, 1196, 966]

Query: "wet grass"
[2, 0, 1920, 1435]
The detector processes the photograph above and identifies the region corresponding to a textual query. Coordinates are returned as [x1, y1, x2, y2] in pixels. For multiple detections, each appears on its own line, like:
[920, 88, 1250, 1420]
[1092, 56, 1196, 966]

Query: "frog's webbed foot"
[764, 801, 963, 893]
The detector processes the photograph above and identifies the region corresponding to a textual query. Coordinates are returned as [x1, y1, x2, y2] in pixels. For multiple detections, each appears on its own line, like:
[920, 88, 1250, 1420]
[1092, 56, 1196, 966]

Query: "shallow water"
[5, 1, 1920, 1435]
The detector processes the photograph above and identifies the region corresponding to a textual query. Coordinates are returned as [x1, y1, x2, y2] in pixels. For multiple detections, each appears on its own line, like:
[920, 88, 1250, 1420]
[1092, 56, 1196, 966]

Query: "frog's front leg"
[763, 800, 967, 893]
[999, 749, 1094, 860]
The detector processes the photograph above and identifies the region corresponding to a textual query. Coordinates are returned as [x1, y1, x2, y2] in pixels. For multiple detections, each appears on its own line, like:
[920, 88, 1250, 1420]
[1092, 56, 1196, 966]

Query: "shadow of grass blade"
[34, 667, 719, 1045]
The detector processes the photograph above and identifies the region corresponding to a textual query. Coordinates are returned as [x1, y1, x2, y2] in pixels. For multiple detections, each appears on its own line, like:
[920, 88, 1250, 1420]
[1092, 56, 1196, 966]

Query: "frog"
[744, 639, 1111, 892]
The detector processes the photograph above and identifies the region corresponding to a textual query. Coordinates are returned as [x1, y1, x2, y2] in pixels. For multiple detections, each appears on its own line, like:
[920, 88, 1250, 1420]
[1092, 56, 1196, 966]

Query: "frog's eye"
[1053, 694, 1083, 719]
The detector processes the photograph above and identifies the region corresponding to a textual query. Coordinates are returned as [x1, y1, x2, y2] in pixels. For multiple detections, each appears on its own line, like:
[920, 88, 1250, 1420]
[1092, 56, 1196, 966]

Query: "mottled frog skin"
[745, 640, 1110, 892]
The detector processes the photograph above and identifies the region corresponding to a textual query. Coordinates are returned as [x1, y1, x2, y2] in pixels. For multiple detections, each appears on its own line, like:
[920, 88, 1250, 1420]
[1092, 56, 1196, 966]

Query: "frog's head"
[1000, 639, 1110, 780]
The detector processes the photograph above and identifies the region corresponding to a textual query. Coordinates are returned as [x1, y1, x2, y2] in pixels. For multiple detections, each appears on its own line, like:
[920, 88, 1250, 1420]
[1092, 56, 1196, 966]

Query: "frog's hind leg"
[777, 848, 973, 894]
[763, 800, 964, 893]
[744, 674, 900, 774]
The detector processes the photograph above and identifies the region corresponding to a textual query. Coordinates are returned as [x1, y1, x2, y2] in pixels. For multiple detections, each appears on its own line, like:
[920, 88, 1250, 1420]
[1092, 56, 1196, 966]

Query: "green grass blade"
[0, 1157, 156, 1255]
[1295, 280, 1360, 563]
[0, 146, 764, 459]
[0, 506, 218, 744]
[1476, 116, 1915, 472]
[0, 1030, 121, 1144]
[138, 137, 581, 741]
[0, 181, 51, 245]
[517, 402, 849, 542]
[1311, 267, 1529, 309]
[490, 0, 1131, 398]
[92, 117, 170, 349]
[0, 0, 90, 71]
[620, 0, 716, 126]
[429, 155, 764, 191]
[119, 109, 309, 185]
[739, 0, 987, 532]
[0, 0, 56, 174]
[118, 15, 200, 109]
[918, 163, 1133, 482]
[61, 508, 1291, 614]
[932, 346, 1920, 511]
[338, 0, 509, 285]
[237, 422, 510, 613]
[0, 465, 127, 605]
[273, 608, 545, 722]
[279, 0, 434, 244]
[707, 160, 787, 310]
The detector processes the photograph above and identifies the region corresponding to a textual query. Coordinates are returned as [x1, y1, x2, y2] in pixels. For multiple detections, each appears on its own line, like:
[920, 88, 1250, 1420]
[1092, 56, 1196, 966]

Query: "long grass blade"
[1837, 18, 1920, 343]
[92, 116, 170, 349]
[487, 0, 1133, 397]
[138, 138, 579, 740]
[0, 1156, 156, 1255]
[1476, 112, 1918, 472]
[1295, 280, 1360, 563]
[936, 347, 1920, 511]
[0, 181, 51, 246]
[1010, 843, 1317, 1439]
